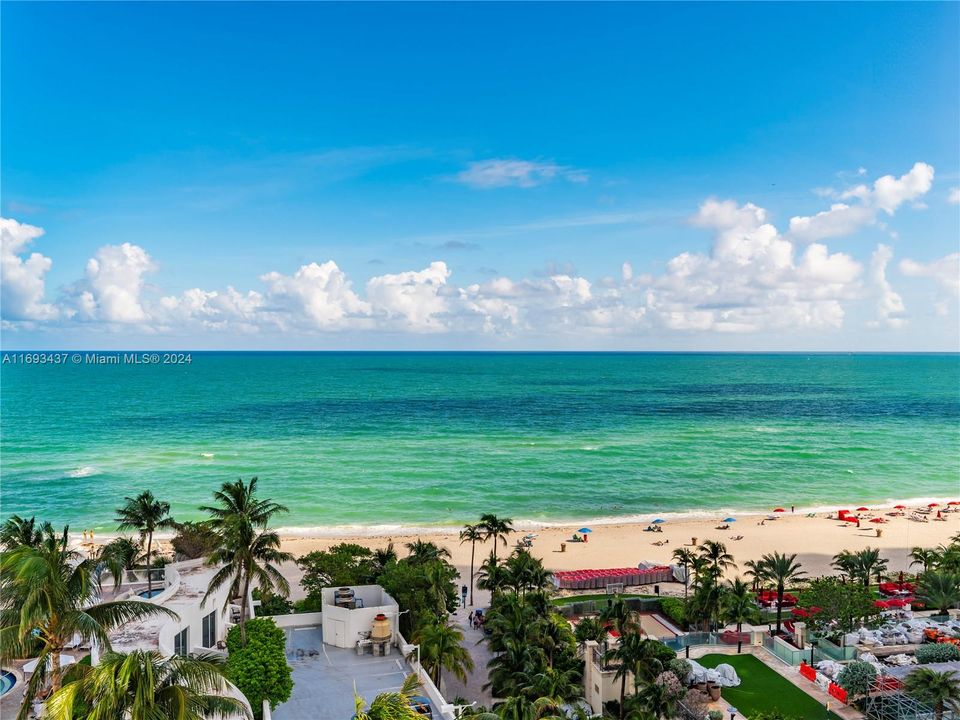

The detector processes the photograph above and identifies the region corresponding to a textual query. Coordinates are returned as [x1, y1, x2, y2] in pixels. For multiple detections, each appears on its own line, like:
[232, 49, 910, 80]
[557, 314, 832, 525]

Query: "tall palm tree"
[604, 631, 645, 720]
[853, 547, 887, 587]
[479, 514, 514, 562]
[115, 490, 175, 595]
[201, 478, 293, 646]
[0, 514, 54, 549]
[0, 526, 177, 720]
[600, 596, 641, 638]
[354, 673, 423, 720]
[757, 552, 805, 636]
[831, 550, 858, 583]
[671, 548, 697, 598]
[405, 539, 452, 565]
[917, 571, 960, 615]
[460, 523, 486, 606]
[909, 547, 942, 573]
[476, 551, 508, 596]
[698, 540, 737, 580]
[45, 650, 250, 720]
[721, 579, 758, 653]
[412, 617, 475, 689]
[904, 668, 960, 720]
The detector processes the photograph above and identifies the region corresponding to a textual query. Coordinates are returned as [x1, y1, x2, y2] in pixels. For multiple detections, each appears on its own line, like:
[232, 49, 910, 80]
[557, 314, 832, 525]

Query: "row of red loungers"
[553, 566, 673, 590]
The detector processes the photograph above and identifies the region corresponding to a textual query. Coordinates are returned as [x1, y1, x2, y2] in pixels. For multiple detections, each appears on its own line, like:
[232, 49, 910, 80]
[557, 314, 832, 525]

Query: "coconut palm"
[412, 617, 474, 688]
[45, 649, 250, 720]
[494, 695, 564, 720]
[373, 543, 398, 571]
[477, 551, 508, 596]
[115, 491, 176, 595]
[698, 540, 737, 580]
[460, 523, 486, 606]
[405, 539, 452, 565]
[201, 478, 293, 646]
[96, 537, 143, 591]
[756, 552, 805, 635]
[573, 617, 608, 647]
[904, 668, 960, 720]
[721, 579, 759, 653]
[671, 548, 697, 598]
[0, 514, 54, 550]
[909, 547, 942, 573]
[604, 632, 645, 720]
[917, 571, 960, 615]
[479, 514, 514, 562]
[853, 547, 888, 586]
[831, 550, 858, 583]
[0, 526, 177, 720]
[600, 596, 641, 637]
[354, 673, 423, 720]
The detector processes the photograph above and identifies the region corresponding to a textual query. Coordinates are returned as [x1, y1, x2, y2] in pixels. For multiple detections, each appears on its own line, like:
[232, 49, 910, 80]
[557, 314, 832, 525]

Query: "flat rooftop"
[272, 626, 413, 720]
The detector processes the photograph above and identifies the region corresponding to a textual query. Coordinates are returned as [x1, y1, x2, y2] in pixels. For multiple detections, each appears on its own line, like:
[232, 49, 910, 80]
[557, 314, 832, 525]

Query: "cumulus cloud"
[867, 244, 906, 328]
[899, 253, 960, 297]
[455, 159, 588, 189]
[260, 261, 370, 329]
[789, 162, 934, 242]
[948, 187, 960, 205]
[68, 243, 155, 323]
[366, 261, 451, 332]
[1, 217, 58, 322]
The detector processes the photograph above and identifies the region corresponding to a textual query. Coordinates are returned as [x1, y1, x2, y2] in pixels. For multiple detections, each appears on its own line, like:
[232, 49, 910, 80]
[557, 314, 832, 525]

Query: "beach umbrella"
[578, 528, 592, 534]
[24, 654, 75, 673]
[928, 503, 939, 508]
[773, 508, 785, 513]
[949, 501, 960, 506]
[723, 517, 736, 523]
[870, 518, 885, 523]
[652, 518, 665, 524]
[856, 506, 870, 512]
[894, 504, 907, 509]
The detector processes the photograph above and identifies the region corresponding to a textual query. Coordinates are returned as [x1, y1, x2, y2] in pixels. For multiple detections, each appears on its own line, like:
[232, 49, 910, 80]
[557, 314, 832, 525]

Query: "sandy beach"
[268, 508, 959, 601]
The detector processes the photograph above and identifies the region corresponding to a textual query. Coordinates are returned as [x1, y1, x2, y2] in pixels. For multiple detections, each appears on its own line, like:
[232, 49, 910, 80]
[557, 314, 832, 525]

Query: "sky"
[2, 2, 959, 351]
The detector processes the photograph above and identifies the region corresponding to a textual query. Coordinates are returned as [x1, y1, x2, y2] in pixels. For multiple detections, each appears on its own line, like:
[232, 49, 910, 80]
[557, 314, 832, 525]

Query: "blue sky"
[2, 2, 958, 350]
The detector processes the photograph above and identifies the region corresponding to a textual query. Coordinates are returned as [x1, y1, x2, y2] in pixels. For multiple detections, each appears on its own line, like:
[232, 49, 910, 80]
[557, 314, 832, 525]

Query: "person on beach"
[468, 610, 474, 626]
[461, 585, 468, 607]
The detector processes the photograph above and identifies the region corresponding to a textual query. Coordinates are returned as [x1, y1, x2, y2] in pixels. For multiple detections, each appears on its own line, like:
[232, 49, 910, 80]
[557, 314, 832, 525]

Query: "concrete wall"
[320, 585, 400, 649]
[397, 633, 456, 720]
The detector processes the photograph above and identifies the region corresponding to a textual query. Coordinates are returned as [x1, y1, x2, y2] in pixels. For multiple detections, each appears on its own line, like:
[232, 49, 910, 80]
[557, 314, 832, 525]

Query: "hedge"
[915, 643, 960, 664]
[226, 618, 293, 718]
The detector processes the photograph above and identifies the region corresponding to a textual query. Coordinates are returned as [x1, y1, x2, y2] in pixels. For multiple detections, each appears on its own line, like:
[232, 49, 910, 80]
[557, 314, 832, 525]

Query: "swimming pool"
[137, 588, 164, 599]
[0, 669, 16, 697]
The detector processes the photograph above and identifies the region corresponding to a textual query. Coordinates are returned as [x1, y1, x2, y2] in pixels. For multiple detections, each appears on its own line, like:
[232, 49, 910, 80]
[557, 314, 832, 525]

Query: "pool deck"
[272, 627, 414, 720]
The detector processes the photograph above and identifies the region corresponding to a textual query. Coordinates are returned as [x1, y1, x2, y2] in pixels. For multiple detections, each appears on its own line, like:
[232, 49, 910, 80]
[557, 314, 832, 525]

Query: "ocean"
[1, 352, 958, 534]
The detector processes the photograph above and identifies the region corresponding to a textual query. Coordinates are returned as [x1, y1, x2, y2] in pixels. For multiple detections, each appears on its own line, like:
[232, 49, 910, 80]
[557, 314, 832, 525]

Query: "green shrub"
[707, 711, 723, 720]
[226, 618, 292, 718]
[837, 660, 877, 698]
[915, 643, 960, 664]
[253, 588, 293, 616]
[667, 658, 691, 683]
[658, 597, 686, 627]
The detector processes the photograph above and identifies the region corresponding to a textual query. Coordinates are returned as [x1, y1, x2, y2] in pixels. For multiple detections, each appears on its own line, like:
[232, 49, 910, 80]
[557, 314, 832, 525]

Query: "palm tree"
[573, 617, 609, 647]
[831, 550, 858, 583]
[757, 552, 805, 635]
[479, 514, 514, 562]
[0, 526, 177, 720]
[917, 571, 960, 615]
[605, 632, 645, 720]
[698, 540, 737, 580]
[494, 695, 564, 720]
[115, 490, 175, 595]
[904, 668, 960, 720]
[460, 524, 485, 606]
[0, 514, 53, 549]
[600, 596, 641, 637]
[909, 547, 942, 573]
[721, 579, 758, 653]
[354, 673, 424, 720]
[476, 551, 508, 596]
[853, 547, 887, 587]
[201, 478, 293, 646]
[671, 548, 697, 598]
[373, 543, 398, 571]
[743, 559, 764, 592]
[412, 617, 475, 689]
[96, 537, 143, 590]
[405, 539, 452, 565]
[45, 650, 250, 720]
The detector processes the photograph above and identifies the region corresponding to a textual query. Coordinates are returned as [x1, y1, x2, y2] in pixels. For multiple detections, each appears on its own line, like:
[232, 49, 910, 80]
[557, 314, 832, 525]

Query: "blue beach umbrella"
[723, 517, 737, 523]
[578, 527, 592, 534]
[652, 518, 665, 524]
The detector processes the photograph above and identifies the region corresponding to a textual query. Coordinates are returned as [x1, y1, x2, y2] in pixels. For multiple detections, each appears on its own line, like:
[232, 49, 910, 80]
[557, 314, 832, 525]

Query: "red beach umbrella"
[870, 518, 884, 523]
[774, 508, 786, 513]
[928, 503, 939, 508]
[894, 504, 907, 509]
[856, 506, 870, 511]
[949, 502, 960, 506]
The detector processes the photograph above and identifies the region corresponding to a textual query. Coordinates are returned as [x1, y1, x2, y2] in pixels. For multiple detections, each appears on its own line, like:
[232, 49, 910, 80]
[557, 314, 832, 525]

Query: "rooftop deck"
[272, 627, 412, 720]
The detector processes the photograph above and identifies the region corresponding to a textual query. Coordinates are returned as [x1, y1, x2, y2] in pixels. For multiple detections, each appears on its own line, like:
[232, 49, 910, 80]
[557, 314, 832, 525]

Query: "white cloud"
[366, 261, 451, 331]
[454, 159, 588, 189]
[789, 162, 934, 242]
[157, 287, 265, 333]
[0, 217, 58, 322]
[867, 244, 906, 328]
[260, 261, 370, 329]
[69, 243, 155, 323]
[948, 187, 960, 205]
[900, 253, 960, 297]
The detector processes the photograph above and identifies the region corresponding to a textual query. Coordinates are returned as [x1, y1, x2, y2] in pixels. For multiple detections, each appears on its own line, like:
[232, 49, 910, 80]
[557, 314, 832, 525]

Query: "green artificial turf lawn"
[697, 654, 844, 720]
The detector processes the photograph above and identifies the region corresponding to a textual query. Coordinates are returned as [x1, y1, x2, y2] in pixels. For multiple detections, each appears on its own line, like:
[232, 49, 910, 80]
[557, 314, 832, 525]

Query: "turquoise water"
[1, 353, 958, 533]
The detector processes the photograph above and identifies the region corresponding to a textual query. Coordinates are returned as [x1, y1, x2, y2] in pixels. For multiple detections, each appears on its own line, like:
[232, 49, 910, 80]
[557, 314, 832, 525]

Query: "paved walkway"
[440, 601, 495, 707]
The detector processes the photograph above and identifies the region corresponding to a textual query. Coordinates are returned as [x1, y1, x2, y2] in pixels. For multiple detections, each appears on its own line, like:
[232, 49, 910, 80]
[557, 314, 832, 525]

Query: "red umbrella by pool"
[774, 508, 786, 513]
[856, 506, 870, 511]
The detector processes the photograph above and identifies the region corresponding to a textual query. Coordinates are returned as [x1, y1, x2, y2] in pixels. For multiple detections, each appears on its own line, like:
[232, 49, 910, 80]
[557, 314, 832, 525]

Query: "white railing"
[397, 632, 457, 720]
